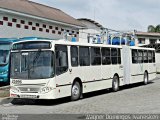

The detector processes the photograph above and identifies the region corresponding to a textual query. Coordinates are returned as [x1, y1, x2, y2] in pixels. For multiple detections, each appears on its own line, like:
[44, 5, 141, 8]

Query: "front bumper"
[10, 89, 56, 100]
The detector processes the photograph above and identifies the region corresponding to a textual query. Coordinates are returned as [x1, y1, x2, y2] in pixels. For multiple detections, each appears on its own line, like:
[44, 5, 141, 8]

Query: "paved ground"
[0, 85, 10, 98]
[0, 77, 160, 120]
[0, 78, 160, 114]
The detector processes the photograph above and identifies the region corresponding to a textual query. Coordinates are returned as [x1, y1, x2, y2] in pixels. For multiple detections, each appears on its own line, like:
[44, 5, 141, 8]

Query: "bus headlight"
[40, 87, 53, 94]
[0, 70, 8, 75]
[10, 86, 20, 93]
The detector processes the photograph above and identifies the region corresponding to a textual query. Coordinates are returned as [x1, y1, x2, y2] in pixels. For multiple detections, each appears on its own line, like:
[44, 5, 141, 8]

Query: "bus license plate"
[20, 95, 37, 99]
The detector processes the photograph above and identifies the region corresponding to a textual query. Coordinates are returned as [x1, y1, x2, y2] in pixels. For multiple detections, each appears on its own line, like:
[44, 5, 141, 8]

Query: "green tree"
[148, 25, 155, 32]
[155, 25, 160, 33]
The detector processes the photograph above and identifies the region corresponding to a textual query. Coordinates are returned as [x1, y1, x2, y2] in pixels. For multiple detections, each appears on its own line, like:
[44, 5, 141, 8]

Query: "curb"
[0, 97, 13, 105]
[0, 86, 11, 104]
[0, 86, 10, 98]
[0, 85, 10, 90]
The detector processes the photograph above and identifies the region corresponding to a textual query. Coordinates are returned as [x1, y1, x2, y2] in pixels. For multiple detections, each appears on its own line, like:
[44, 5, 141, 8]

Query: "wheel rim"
[144, 73, 148, 83]
[72, 85, 79, 97]
[114, 78, 118, 90]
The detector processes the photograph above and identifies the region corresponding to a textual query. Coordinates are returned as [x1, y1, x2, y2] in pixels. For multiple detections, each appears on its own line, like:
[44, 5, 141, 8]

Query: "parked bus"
[0, 38, 19, 85]
[10, 39, 156, 100]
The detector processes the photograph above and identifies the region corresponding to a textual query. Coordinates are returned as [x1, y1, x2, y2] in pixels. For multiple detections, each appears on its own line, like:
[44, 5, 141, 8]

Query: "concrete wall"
[79, 29, 101, 43]
[78, 20, 102, 43]
[0, 14, 79, 40]
[137, 36, 160, 46]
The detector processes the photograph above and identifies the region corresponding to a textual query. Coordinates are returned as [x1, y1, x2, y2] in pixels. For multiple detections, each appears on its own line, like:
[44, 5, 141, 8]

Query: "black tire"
[112, 75, 119, 92]
[71, 82, 81, 101]
[144, 72, 148, 85]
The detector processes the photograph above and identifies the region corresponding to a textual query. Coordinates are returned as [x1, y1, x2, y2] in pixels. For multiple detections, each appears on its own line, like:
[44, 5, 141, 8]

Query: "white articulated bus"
[10, 39, 156, 100]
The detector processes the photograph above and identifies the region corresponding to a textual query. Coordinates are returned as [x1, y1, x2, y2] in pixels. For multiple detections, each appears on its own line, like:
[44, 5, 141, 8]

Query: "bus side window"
[138, 50, 143, 63]
[55, 45, 68, 75]
[153, 51, 155, 63]
[132, 49, 138, 63]
[79, 46, 90, 66]
[143, 50, 148, 63]
[111, 48, 118, 64]
[118, 48, 121, 64]
[101, 48, 111, 65]
[91, 47, 101, 65]
[71, 46, 78, 67]
[148, 50, 152, 63]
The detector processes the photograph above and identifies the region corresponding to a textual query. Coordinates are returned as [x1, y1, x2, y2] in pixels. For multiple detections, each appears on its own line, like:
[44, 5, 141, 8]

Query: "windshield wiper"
[26, 50, 42, 78]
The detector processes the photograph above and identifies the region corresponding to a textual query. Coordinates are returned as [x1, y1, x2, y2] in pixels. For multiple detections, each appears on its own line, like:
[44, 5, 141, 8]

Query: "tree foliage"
[155, 25, 160, 33]
[148, 25, 155, 32]
[148, 25, 160, 33]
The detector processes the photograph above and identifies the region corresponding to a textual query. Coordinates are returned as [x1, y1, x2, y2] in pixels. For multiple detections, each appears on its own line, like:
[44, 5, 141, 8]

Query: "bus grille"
[18, 87, 40, 93]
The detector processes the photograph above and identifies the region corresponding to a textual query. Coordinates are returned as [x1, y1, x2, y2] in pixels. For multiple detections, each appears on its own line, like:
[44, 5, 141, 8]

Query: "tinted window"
[138, 50, 143, 63]
[132, 49, 138, 63]
[153, 51, 155, 63]
[118, 49, 121, 64]
[71, 46, 78, 67]
[11, 51, 54, 79]
[13, 42, 51, 50]
[55, 45, 68, 75]
[143, 50, 148, 63]
[91, 47, 101, 65]
[148, 50, 152, 63]
[111, 48, 118, 64]
[79, 47, 90, 66]
[102, 48, 111, 65]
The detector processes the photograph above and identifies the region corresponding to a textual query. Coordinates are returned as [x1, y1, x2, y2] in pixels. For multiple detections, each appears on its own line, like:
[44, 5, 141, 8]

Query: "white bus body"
[10, 39, 156, 100]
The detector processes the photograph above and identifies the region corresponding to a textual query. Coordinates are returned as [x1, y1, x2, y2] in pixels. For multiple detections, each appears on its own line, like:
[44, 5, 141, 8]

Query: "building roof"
[135, 31, 160, 37]
[0, 0, 85, 28]
[78, 18, 104, 29]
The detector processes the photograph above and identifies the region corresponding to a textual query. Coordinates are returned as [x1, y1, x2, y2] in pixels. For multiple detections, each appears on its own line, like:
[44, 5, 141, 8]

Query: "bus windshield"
[0, 44, 11, 66]
[11, 51, 54, 79]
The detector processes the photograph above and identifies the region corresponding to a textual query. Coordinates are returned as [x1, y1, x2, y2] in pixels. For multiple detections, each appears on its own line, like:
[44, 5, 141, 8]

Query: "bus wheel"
[144, 72, 148, 85]
[112, 75, 119, 92]
[71, 82, 81, 101]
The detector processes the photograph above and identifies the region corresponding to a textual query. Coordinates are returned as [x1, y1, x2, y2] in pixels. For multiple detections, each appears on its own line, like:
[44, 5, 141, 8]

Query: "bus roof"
[12, 39, 123, 48]
[0, 38, 19, 43]
[19, 37, 56, 41]
[130, 46, 155, 50]
[0, 37, 47, 44]
[12, 39, 155, 50]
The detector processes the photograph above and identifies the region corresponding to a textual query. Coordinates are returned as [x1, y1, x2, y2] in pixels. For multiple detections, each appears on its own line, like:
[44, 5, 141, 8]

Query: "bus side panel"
[156, 53, 160, 73]
[101, 65, 113, 89]
[130, 64, 144, 83]
[83, 79, 112, 93]
[78, 66, 102, 93]
[148, 63, 156, 80]
[122, 46, 131, 85]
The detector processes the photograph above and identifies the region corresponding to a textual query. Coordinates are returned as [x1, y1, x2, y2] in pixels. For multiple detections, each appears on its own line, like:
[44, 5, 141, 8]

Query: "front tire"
[144, 72, 148, 85]
[71, 82, 81, 101]
[112, 75, 119, 92]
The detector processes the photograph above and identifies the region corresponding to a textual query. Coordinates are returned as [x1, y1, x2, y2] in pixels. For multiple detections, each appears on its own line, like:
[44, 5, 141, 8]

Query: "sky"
[30, 0, 160, 32]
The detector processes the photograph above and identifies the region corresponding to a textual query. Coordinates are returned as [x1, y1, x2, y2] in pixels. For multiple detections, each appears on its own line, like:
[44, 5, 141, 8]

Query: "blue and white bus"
[0, 38, 19, 85]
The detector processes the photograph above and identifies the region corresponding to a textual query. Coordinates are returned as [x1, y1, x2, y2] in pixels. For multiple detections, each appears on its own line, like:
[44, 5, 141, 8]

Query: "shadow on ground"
[11, 81, 154, 106]
[0, 83, 9, 87]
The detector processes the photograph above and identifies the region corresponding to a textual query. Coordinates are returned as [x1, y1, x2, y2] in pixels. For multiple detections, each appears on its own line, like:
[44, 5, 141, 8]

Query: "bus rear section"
[122, 46, 156, 85]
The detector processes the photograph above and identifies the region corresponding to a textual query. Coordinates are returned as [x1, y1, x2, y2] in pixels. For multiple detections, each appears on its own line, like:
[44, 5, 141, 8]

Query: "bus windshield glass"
[0, 44, 11, 66]
[11, 51, 54, 79]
